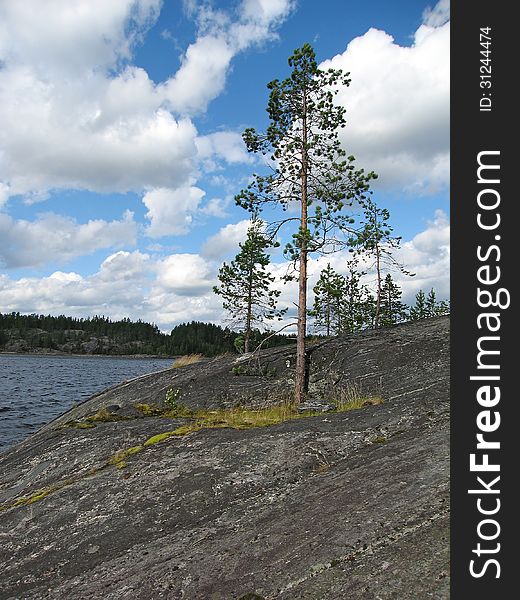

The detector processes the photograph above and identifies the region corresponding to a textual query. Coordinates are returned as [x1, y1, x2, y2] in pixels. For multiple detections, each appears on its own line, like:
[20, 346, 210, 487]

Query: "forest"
[0, 313, 293, 356]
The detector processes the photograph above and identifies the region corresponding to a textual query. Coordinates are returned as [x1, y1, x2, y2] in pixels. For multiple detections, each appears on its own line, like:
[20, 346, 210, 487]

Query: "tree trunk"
[295, 242, 308, 404]
[244, 267, 253, 353]
[295, 93, 309, 405]
[374, 244, 382, 328]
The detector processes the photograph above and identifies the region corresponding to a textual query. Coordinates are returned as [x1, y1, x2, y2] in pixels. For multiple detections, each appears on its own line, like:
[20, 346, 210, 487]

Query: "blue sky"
[0, 0, 449, 330]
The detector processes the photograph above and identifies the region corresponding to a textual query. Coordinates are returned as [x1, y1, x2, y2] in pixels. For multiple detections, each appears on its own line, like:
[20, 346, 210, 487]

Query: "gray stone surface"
[0, 317, 450, 599]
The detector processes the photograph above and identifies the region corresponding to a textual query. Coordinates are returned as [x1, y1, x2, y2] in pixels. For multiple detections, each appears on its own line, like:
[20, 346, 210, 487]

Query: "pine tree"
[349, 197, 413, 328]
[309, 264, 345, 336]
[379, 274, 407, 326]
[341, 258, 374, 333]
[213, 219, 285, 353]
[409, 290, 428, 320]
[435, 299, 451, 316]
[236, 44, 376, 403]
[409, 288, 450, 321]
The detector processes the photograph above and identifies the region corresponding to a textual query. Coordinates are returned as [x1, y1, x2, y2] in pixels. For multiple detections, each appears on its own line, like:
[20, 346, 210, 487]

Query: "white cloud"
[0, 0, 293, 203]
[240, 0, 295, 27]
[0, 183, 10, 208]
[200, 197, 231, 218]
[320, 14, 449, 194]
[196, 131, 252, 165]
[96, 250, 151, 282]
[0, 0, 161, 76]
[160, 0, 294, 114]
[201, 220, 251, 259]
[143, 186, 205, 238]
[0, 210, 449, 330]
[155, 254, 215, 296]
[422, 0, 450, 27]
[0, 210, 137, 268]
[394, 209, 450, 302]
[160, 34, 234, 115]
[0, 250, 151, 318]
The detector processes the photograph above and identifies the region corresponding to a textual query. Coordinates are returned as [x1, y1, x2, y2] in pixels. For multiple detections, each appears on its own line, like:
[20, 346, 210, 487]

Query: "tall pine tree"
[236, 44, 376, 403]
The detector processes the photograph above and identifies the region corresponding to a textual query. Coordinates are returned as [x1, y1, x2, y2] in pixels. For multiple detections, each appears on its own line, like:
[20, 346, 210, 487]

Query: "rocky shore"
[0, 317, 450, 599]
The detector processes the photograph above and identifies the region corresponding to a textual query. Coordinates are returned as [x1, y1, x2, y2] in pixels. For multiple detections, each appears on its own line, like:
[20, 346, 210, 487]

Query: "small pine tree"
[341, 259, 374, 332]
[309, 264, 345, 336]
[435, 299, 451, 316]
[409, 290, 428, 321]
[425, 289, 438, 317]
[379, 274, 407, 327]
[349, 197, 413, 327]
[213, 219, 285, 353]
[409, 288, 450, 321]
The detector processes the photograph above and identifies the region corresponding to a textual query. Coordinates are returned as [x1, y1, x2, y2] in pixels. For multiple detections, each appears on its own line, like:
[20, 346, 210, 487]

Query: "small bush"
[165, 388, 181, 409]
[164, 388, 193, 417]
[172, 354, 203, 368]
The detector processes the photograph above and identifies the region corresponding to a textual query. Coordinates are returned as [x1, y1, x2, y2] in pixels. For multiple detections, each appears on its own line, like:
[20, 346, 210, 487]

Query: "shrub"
[165, 388, 181, 409]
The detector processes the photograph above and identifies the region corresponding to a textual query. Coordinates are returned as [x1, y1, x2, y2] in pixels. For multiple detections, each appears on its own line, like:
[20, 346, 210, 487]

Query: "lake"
[0, 354, 174, 451]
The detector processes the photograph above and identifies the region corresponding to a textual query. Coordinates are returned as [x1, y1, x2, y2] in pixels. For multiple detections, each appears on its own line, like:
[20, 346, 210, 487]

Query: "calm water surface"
[0, 354, 173, 451]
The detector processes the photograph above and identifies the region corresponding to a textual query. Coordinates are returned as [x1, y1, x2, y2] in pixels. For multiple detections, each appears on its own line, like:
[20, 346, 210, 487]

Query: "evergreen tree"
[435, 299, 451, 316]
[409, 288, 450, 321]
[349, 197, 413, 328]
[213, 219, 285, 353]
[309, 264, 345, 336]
[235, 44, 376, 403]
[342, 260, 375, 332]
[409, 290, 428, 320]
[379, 274, 407, 326]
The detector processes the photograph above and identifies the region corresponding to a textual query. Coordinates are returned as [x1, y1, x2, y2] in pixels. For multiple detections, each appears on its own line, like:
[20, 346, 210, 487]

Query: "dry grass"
[329, 382, 384, 412]
[172, 354, 203, 368]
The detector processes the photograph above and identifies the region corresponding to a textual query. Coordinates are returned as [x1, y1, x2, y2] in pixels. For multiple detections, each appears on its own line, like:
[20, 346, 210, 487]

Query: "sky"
[0, 0, 450, 332]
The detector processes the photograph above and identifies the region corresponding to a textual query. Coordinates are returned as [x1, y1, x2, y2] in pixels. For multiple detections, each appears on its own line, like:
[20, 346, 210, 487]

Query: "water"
[0, 354, 174, 451]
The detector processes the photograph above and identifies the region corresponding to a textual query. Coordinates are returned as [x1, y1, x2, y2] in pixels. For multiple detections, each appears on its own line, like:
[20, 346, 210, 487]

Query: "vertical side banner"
[451, 2, 514, 597]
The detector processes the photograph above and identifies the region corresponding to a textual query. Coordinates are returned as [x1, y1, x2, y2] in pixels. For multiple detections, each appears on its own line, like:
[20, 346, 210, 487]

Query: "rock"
[297, 401, 336, 413]
[0, 317, 450, 599]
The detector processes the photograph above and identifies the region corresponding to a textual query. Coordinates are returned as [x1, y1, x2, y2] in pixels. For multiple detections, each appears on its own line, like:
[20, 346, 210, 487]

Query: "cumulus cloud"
[201, 219, 252, 259]
[196, 131, 252, 166]
[200, 197, 231, 218]
[0, 0, 162, 77]
[160, 0, 295, 114]
[0, 210, 449, 330]
[0, 210, 137, 268]
[156, 253, 214, 295]
[143, 186, 205, 237]
[0, 0, 294, 203]
[320, 5, 449, 194]
[394, 209, 450, 301]
[0, 250, 152, 319]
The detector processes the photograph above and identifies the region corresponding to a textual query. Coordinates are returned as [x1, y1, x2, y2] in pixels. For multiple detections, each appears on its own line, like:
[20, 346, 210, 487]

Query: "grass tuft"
[172, 354, 203, 368]
[329, 383, 384, 413]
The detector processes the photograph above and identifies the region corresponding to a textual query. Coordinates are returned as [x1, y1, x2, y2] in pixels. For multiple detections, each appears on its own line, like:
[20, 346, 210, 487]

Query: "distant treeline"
[0, 313, 294, 356]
